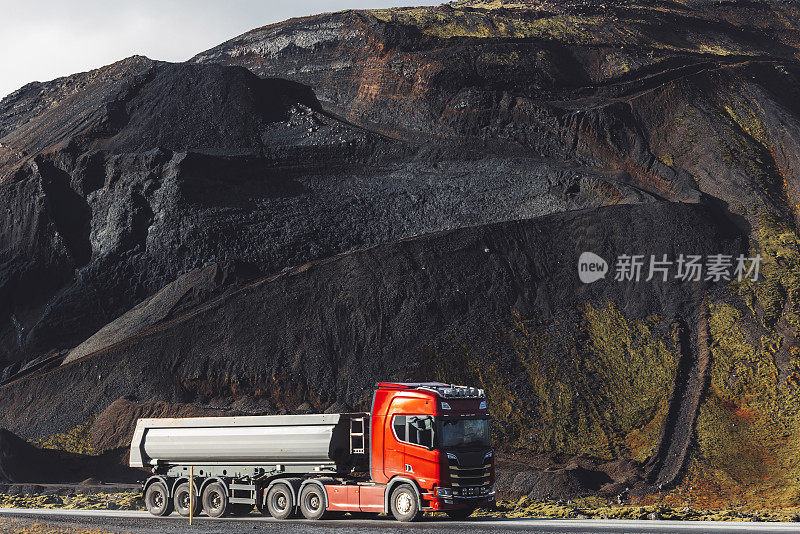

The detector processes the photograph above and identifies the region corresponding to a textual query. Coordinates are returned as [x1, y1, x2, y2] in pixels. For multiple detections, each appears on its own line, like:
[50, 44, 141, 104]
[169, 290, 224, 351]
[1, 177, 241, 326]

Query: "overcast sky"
[0, 0, 440, 100]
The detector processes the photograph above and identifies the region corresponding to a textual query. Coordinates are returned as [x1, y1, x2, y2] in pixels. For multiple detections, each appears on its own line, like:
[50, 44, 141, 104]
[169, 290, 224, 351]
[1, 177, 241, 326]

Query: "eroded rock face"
[0, 429, 142, 484]
[510, 466, 612, 501]
[0, 55, 635, 369]
[0, 201, 742, 445]
[194, 3, 800, 215]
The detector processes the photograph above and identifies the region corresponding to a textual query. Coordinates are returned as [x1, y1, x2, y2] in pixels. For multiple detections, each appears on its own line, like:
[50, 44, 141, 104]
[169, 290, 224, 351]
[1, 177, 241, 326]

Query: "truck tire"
[390, 484, 421, 522]
[266, 483, 296, 520]
[202, 482, 229, 518]
[445, 506, 476, 520]
[299, 484, 329, 520]
[145, 482, 173, 516]
[173, 482, 202, 517]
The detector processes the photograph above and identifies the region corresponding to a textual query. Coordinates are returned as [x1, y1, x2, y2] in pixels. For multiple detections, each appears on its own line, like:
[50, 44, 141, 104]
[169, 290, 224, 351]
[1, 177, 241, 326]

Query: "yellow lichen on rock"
[33, 416, 97, 455]
[691, 300, 800, 507]
[0, 492, 143, 511]
[749, 214, 800, 329]
[430, 304, 678, 461]
[472, 498, 800, 521]
[370, 7, 603, 43]
[582, 303, 678, 462]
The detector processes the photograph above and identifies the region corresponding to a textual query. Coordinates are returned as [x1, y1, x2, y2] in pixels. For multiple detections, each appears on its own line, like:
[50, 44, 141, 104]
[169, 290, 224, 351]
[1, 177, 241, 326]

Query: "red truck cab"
[368, 382, 495, 519]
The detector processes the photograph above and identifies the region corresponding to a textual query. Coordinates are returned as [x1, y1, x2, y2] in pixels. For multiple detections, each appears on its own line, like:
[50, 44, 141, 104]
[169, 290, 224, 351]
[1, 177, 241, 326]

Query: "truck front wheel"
[267, 483, 296, 520]
[145, 482, 173, 516]
[202, 482, 229, 518]
[390, 484, 421, 522]
[299, 484, 328, 520]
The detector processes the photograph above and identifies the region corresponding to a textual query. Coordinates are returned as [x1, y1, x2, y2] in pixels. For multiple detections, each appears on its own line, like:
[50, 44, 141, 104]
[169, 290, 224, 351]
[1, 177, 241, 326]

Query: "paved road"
[1, 509, 798, 534]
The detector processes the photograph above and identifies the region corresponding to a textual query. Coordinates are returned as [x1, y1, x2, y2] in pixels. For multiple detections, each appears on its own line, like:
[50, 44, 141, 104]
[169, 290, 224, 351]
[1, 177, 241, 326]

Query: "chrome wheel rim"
[210, 491, 222, 511]
[396, 492, 413, 514]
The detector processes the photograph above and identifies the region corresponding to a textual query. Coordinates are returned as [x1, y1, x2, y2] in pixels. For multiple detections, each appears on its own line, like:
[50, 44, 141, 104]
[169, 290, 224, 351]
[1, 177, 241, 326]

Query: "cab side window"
[392, 415, 434, 448]
[408, 415, 434, 448]
[393, 415, 407, 442]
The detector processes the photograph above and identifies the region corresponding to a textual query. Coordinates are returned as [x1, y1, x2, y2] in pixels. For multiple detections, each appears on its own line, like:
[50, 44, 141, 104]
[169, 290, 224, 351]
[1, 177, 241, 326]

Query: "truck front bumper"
[423, 490, 495, 511]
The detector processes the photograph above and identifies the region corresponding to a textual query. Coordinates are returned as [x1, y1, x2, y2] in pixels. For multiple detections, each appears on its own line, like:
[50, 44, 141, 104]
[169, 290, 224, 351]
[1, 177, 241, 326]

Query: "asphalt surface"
[1, 509, 799, 534]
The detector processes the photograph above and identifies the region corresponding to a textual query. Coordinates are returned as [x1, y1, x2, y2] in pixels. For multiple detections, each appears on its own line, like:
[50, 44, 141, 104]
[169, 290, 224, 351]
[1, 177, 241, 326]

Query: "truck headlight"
[435, 487, 453, 497]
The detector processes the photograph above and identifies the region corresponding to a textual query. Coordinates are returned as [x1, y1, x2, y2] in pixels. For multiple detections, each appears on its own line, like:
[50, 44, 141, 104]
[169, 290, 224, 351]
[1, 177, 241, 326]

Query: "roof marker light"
[417, 384, 487, 398]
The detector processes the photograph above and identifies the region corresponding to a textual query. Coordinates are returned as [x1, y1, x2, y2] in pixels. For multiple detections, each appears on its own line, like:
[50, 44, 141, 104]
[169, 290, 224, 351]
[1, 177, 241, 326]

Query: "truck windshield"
[439, 418, 490, 448]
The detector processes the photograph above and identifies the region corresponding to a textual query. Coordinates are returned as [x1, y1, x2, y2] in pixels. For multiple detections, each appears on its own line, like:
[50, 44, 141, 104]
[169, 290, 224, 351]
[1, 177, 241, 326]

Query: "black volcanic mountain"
[1, 0, 800, 504]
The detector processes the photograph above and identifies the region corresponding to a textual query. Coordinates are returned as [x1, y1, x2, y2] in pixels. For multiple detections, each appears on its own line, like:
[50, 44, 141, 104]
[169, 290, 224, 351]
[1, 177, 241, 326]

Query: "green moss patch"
[33, 417, 97, 456]
[0, 492, 143, 511]
[474, 498, 800, 521]
[691, 300, 800, 506]
[371, 7, 604, 43]
[431, 304, 678, 461]
[748, 214, 800, 329]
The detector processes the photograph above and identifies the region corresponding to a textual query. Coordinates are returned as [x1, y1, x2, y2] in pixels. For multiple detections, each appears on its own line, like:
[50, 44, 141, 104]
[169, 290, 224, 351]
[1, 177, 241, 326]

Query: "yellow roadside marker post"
[189, 466, 194, 526]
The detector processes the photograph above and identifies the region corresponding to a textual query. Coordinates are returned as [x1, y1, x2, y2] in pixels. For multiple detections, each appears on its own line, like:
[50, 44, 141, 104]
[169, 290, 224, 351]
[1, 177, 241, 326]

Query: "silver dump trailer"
[130, 413, 359, 468]
[131, 413, 370, 519]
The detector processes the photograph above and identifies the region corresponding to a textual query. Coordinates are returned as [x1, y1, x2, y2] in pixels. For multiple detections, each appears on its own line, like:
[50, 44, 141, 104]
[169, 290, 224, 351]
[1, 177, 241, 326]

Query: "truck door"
[383, 415, 406, 478]
[403, 415, 437, 481]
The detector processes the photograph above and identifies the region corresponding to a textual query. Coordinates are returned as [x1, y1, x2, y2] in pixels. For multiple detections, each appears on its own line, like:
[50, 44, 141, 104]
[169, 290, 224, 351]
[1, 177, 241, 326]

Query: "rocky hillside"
[1, 0, 800, 506]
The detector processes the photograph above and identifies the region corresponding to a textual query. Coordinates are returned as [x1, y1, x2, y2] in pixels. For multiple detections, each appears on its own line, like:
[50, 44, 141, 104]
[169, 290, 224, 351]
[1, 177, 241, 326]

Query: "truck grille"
[447, 459, 491, 488]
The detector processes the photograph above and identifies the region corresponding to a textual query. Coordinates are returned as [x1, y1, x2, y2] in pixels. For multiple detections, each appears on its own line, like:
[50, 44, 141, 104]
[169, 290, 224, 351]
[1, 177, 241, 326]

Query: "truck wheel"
[145, 482, 173, 516]
[445, 506, 476, 520]
[267, 483, 296, 520]
[173, 482, 202, 517]
[299, 484, 328, 520]
[390, 484, 421, 522]
[202, 482, 229, 518]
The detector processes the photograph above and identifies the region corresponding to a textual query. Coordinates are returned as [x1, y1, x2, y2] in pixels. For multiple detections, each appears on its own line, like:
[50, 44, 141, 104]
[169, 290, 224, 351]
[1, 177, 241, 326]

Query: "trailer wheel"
[299, 484, 328, 520]
[390, 484, 421, 522]
[202, 482, 229, 518]
[145, 482, 173, 516]
[173, 482, 202, 517]
[266, 483, 296, 520]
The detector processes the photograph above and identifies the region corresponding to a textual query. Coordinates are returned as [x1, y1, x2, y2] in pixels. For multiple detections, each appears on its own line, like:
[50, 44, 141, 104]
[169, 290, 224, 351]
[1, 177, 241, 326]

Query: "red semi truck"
[131, 382, 494, 521]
